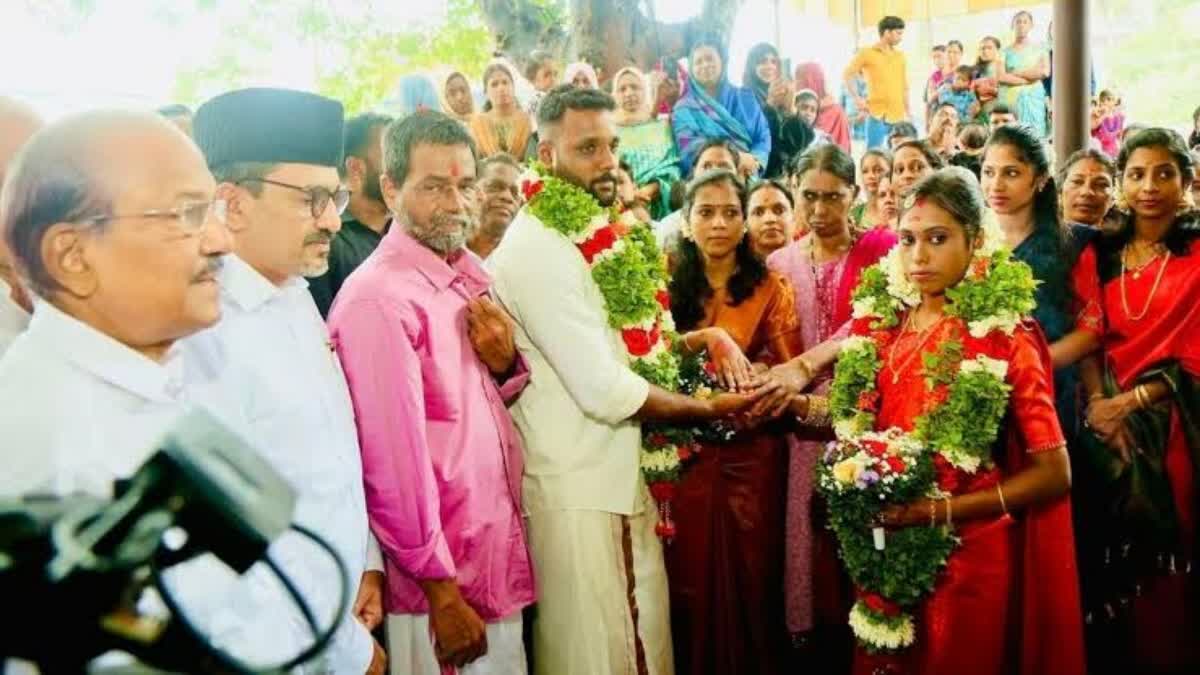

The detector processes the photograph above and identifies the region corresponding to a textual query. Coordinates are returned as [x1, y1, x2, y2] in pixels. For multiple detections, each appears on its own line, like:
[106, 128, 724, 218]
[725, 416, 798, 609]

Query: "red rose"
[857, 390, 881, 412]
[885, 456, 906, 474]
[656, 289, 671, 311]
[622, 325, 659, 356]
[863, 439, 888, 457]
[861, 592, 901, 617]
[521, 179, 544, 201]
[578, 225, 618, 264]
[851, 317, 874, 336]
[647, 433, 668, 447]
[932, 453, 960, 492]
[703, 360, 719, 377]
[677, 445, 694, 462]
[655, 519, 678, 538]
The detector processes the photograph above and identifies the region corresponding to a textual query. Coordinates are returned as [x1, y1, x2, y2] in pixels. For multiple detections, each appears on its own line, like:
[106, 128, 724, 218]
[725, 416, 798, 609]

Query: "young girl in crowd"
[1091, 89, 1126, 157]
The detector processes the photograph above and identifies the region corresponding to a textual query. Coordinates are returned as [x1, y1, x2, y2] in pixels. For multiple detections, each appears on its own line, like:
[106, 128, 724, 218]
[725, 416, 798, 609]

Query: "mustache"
[303, 231, 334, 246]
[192, 255, 224, 282]
[591, 172, 619, 189]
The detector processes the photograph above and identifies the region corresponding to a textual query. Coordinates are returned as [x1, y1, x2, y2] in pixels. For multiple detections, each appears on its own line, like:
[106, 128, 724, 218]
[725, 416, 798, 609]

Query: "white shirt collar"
[219, 254, 309, 312]
[0, 279, 30, 336]
[27, 299, 185, 403]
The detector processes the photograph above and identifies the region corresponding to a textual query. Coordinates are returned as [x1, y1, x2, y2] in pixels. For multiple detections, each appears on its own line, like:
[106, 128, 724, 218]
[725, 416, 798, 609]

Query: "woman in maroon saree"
[767, 144, 896, 666]
[792, 168, 1085, 675]
[1079, 128, 1200, 674]
[666, 169, 806, 675]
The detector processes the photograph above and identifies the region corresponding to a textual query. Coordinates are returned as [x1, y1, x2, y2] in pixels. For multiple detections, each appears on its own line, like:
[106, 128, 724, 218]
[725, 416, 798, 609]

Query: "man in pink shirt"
[329, 111, 534, 675]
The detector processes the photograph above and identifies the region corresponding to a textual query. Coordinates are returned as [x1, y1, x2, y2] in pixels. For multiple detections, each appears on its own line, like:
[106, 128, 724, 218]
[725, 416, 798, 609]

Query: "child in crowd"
[887, 121, 919, 150]
[1090, 89, 1125, 157]
[938, 65, 977, 123]
[950, 123, 987, 180]
[795, 89, 833, 147]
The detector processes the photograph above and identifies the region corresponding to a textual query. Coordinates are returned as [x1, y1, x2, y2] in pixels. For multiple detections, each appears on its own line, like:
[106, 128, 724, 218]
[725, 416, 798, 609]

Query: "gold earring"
[1114, 190, 1129, 212]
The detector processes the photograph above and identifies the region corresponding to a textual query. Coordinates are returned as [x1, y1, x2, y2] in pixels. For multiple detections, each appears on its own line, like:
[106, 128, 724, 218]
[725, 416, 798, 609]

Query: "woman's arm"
[995, 56, 1031, 86]
[879, 446, 1071, 527]
[1015, 54, 1050, 82]
[1048, 330, 1100, 369]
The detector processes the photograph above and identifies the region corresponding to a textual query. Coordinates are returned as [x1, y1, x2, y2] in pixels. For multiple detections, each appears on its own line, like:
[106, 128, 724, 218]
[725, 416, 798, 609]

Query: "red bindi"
[449, 163, 461, 178]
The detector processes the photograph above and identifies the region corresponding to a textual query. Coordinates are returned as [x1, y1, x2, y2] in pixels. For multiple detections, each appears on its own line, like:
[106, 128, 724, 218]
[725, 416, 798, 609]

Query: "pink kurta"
[328, 229, 535, 621]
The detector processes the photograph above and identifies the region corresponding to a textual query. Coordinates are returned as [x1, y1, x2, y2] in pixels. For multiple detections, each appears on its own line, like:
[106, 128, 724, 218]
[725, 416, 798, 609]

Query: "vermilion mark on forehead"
[449, 162, 461, 178]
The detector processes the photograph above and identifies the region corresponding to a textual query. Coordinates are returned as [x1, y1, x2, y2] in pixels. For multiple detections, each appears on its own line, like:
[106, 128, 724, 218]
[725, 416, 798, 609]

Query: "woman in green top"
[612, 66, 682, 220]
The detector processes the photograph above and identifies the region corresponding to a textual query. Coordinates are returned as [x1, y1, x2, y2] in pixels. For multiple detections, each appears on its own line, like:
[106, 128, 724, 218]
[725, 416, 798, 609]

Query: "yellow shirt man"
[844, 16, 910, 126]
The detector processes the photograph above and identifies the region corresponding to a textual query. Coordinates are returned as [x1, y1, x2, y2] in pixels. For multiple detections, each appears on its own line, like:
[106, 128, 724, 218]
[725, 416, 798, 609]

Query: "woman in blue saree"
[673, 35, 771, 179]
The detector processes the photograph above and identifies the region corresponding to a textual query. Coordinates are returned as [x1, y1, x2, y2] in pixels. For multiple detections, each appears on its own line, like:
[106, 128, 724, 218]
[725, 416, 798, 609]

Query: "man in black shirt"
[308, 112, 393, 317]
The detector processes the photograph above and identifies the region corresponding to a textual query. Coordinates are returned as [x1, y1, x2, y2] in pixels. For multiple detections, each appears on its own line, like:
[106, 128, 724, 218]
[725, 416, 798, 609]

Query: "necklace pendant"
[1133, 271, 1141, 280]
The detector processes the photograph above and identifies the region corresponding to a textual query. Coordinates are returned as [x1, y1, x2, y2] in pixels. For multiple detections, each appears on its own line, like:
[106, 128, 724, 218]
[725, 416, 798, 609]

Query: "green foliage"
[163, 0, 493, 113]
[944, 250, 1038, 325]
[829, 339, 880, 434]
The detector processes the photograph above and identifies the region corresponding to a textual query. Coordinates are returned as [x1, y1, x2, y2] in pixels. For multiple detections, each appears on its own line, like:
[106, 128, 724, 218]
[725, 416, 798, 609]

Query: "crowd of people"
[1, 8, 1199, 675]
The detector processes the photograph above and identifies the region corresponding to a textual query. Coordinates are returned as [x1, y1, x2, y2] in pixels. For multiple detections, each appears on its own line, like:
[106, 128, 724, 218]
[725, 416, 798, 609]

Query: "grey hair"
[382, 110, 478, 186]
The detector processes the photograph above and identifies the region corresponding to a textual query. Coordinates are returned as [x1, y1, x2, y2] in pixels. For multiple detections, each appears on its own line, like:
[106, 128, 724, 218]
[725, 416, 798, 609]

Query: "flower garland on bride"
[818, 211, 1038, 652]
[519, 163, 722, 538]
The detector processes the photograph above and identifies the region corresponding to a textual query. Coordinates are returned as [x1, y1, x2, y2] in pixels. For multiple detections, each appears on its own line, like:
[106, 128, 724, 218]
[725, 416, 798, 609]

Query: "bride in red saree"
[791, 168, 1086, 675]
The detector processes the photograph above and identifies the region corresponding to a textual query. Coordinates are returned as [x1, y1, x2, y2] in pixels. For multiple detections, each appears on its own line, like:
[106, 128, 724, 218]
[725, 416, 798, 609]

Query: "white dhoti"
[526, 502, 673, 675]
[386, 612, 526, 675]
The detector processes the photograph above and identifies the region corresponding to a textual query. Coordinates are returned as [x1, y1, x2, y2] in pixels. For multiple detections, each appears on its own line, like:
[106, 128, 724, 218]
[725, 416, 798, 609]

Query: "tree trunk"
[480, 0, 742, 85]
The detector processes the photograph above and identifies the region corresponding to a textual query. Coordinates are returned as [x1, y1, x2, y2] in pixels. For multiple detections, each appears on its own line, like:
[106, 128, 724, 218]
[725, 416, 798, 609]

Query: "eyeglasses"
[83, 199, 226, 233]
[238, 178, 351, 218]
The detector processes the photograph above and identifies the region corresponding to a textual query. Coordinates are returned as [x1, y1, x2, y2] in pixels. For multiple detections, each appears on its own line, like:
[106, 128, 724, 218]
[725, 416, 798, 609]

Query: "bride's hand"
[876, 500, 934, 528]
[697, 328, 756, 392]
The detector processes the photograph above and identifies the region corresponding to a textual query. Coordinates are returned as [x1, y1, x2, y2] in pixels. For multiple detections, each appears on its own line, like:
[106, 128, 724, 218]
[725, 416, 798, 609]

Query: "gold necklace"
[887, 312, 946, 384]
[1120, 247, 1171, 321]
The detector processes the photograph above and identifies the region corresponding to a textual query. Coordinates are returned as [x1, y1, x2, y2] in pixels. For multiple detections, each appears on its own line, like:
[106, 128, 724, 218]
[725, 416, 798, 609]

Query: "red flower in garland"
[851, 317, 875, 336]
[857, 390, 881, 412]
[970, 257, 991, 280]
[647, 433, 669, 447]
[870, 330, 896, 349]
[578, 225, 619, 264]
[932, 453, 961, 492]
[885, 455, 906, 474]
[610, 218, 630, 238]
[863, 439, 889, 458]
[677, 444, 694, 462]
[861, 592, 901, 617]
[622, 323, 661, 357]
[521, 179, 544, 202]
[655, 289, 671, 311]
[703, 359, 719, 378]
[649, 481, 676, 502]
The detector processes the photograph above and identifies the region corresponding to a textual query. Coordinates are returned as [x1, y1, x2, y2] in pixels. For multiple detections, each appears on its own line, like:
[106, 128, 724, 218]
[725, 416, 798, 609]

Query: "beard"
[363, 165, 384, 203]
[403, 211, 471, 255]
[555, 164, 620, 207]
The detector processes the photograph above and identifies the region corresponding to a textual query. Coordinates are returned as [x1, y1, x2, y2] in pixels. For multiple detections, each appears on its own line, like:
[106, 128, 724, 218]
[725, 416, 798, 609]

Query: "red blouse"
[874, 317, 1066, 491]
[1101, 241, 1200, 388]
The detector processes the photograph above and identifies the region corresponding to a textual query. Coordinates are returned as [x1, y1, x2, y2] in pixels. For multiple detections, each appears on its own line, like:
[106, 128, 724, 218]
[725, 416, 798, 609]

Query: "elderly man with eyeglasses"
[182, 87, 387, 675]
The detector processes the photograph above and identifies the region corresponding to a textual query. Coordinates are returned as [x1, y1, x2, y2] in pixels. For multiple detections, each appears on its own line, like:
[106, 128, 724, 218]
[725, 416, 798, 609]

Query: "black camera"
[0, 409, 347, 673]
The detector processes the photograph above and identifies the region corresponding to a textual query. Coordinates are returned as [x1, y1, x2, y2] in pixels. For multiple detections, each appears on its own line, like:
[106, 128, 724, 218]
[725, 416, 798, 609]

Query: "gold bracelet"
[1135, 384, 1151, 409]
[1087, 393, 1105, 402]
[996, 483, 1008, 516]
[797, 395, 831, 426]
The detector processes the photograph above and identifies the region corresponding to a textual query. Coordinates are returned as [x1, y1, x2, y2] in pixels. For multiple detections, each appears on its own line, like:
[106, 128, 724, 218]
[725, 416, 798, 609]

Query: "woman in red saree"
[766, 145, 896, 668]
[793, 168, 1086, 675]
[1078, 128, 1200, 674]
[666, 169, 806, 675]
[795, 62, 852, 152]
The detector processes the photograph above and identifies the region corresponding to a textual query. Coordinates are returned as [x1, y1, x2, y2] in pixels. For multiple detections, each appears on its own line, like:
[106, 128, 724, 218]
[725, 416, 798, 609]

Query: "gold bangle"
[1132, 385, 1145, 409]
[1136, 384, 1152, 409]
[1087, 393, 1105, 402]
[797, 394, 831, 426]
[996, 483, 1008, 516]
